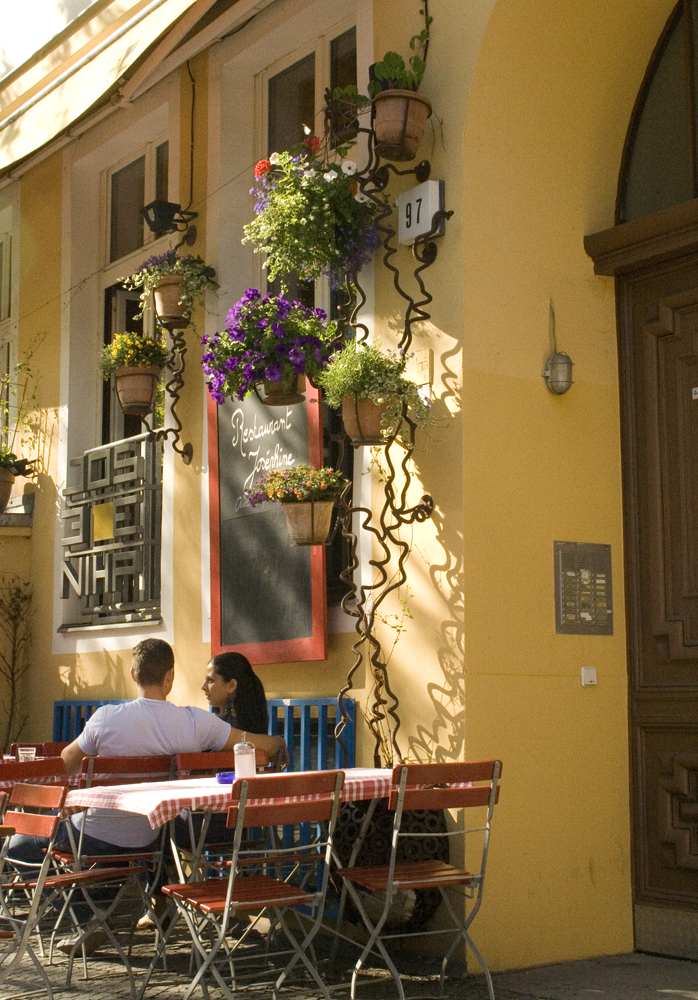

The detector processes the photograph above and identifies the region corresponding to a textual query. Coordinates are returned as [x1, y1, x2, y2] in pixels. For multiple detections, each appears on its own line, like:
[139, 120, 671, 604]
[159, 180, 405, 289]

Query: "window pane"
[156, 141, 169, 202]
[330, 27, 358, 146]
[268, 52, 315, 153]
[110, 155, 145, 262]
[622, 10, 690, 221]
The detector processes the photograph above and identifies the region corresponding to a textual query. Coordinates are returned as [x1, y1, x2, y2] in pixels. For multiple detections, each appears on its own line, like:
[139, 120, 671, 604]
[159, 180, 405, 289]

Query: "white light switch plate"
[581, 666, 597, 686]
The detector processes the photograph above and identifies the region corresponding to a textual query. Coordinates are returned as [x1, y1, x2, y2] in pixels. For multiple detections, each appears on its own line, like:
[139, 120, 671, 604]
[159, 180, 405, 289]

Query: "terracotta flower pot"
[281, 501, 334, 545]
[114, 366, 161, 417]
[341, 396, 389, 445]
[260, 374, 305, 406]
[0, 467, 15, 514]
[373, 89, 432, 162]
[153, 275, 186, 329]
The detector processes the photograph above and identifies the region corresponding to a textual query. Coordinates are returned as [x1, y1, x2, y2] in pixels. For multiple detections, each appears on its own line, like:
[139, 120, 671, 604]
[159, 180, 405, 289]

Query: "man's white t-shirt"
[73, 698, 231, 847]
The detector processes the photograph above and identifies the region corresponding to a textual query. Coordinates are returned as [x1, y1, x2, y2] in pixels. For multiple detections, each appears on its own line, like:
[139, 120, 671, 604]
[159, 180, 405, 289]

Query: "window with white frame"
[102, 134, 169, 444]
[108, 137, 169, 264]
[261, 21, 359, 606]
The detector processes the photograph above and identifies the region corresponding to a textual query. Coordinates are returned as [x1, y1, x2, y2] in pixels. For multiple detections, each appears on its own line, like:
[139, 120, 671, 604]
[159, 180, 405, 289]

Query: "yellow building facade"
[0, 0, 695, 973]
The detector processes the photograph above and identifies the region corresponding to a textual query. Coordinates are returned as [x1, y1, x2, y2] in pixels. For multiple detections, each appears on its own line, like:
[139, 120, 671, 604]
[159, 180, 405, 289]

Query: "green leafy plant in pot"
[99, 331, 169, 418]
[331, 5, 433, 161]
[0, 336, 45, 514]
[317, 340, 431, 447]
[245, 463, 348, 545]
[120, 248, 218, 332]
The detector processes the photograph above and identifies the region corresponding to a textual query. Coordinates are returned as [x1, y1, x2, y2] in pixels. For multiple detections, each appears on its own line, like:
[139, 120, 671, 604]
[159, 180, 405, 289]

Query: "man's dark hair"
[132, 638, 174, 687]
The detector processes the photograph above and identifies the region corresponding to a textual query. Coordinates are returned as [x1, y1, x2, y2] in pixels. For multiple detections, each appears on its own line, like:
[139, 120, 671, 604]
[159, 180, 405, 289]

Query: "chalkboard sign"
[208, 382, 327, 663]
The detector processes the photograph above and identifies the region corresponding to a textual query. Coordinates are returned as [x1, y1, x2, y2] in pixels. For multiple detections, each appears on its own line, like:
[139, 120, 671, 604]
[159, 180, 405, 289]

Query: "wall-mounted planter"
[282, 501, 334, 545]
[153, 275, 186, 329]
[342, 396, 389, 446]
[0, 468, 15, 514]
[114, 366, 161, 417]
[373, 89, 432, 162]
[260, 374, 305, 407]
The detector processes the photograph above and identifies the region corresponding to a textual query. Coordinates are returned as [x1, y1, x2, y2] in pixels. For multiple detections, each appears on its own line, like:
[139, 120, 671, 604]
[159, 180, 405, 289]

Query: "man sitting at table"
[8, 638, 288, 945]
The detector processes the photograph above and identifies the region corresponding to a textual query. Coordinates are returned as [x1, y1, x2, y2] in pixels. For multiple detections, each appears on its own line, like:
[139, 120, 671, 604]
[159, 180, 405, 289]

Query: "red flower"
[254, 159, 272, 178]
[302, 135, 321, 154]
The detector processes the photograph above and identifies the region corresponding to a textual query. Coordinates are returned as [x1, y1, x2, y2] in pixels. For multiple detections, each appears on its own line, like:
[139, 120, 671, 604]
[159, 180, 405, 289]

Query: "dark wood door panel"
[635, 724, 698, 906]
[620, 256, 698, 926]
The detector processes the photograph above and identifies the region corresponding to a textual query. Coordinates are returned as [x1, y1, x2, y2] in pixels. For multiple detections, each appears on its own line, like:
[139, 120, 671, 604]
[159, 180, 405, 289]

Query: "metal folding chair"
[336, 760, 502, 1000]
[0, 781, 68, 1000]
[47, 754, 173, 992]
[148, 770, 345, 1000]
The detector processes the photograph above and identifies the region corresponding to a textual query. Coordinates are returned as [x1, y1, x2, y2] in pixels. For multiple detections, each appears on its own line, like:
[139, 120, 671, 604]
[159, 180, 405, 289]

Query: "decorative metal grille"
[59, 433, 162, 630]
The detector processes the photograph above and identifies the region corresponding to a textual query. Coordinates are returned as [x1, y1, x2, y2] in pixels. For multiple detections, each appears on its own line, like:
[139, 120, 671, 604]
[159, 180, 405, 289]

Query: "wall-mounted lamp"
[543, 300, 574, 394]
[542, 351, 574, 394]
[141, 200, 198, 242]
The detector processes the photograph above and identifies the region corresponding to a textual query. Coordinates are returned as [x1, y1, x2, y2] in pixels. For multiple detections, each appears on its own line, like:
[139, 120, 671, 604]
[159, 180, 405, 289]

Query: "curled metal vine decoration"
[324, 96, 453, 765]
[143, 323, 193, 465]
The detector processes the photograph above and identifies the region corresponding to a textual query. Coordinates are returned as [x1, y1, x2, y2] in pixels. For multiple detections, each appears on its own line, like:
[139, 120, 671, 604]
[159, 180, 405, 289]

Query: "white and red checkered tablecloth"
[63, 767, 392, 830]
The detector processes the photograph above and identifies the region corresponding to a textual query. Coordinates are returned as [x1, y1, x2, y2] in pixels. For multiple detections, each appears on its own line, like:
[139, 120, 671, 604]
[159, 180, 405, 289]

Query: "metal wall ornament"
[322, 90, 454, 767]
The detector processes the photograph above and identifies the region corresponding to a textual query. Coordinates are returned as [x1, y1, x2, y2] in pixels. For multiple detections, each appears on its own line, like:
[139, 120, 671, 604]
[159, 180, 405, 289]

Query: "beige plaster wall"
[455, 0, 676, 972]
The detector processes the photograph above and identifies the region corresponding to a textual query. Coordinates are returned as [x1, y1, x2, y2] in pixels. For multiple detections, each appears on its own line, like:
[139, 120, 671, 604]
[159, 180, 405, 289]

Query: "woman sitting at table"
[201, 652, 269, 738]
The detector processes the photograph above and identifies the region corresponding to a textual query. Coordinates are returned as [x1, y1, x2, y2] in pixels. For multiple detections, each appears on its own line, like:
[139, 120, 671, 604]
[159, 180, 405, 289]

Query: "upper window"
[620, 0, 698, 221]
[108, 139, 169, 262]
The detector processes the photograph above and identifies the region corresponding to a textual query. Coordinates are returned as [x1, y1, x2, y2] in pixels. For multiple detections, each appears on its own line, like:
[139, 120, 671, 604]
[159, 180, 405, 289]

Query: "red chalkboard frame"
[208, 381, 327, 663]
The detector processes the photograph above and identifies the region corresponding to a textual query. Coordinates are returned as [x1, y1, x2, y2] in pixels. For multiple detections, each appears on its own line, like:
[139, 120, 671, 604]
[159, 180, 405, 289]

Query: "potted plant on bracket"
[245, 463, 348, 545]
[201, 289, 342, 406]
[0, 337, 44, 514]
[331, 4, 433, 162]
[242, 139, 381, 287]
[99, 332, 169, 418]
[120, 248, 218, 332]
[317, 339, 431, 446]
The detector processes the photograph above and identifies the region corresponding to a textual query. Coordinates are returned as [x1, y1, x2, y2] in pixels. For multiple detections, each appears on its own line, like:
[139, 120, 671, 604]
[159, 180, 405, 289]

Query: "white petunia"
[303, 124, 312, 134]
[323, 172, 336, 182]
[354, 191, 369, 203]
[341, 160, 357, 175]
[303, 169, 316, 180]
[269, 152, 281, 165]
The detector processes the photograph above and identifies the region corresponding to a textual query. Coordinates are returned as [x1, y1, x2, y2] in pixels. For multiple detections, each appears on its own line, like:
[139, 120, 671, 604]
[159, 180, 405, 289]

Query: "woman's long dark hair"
[210, 652, 269, 735]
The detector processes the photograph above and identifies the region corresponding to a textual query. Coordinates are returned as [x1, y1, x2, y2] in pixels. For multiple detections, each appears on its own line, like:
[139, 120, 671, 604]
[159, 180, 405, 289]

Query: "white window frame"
[103, 131, 170, 269]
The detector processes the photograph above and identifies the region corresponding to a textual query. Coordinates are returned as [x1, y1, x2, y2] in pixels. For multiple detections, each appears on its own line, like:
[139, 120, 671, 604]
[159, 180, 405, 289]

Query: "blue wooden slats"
[53, 696, 356, 771]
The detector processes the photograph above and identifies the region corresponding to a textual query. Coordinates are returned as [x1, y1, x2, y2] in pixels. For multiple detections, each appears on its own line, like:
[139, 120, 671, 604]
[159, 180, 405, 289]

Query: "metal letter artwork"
[59, 433, 162, 630]
[322, 89, 453, 766]
[659, 754, 698, 870]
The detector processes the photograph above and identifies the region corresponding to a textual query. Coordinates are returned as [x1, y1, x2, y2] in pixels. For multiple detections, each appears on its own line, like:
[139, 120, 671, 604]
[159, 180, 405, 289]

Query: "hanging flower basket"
[245, 464, 348, 546]
[114, 366, 161, 417]
[202, 290, 340, 405]
[342, 396, 390, 446]
[0, 468, 14, 515]
[281, 500, 335, 546]
[260, 374, 305, 407]
[153, 275, 186, 330]
[373, 89, 432, 162]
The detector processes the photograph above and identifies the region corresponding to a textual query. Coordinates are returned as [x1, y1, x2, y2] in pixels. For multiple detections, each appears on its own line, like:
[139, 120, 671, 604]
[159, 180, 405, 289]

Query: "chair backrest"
[0, 757, 67, 789]
[41, 742, 69, 757]
[227, 770, 345, 829]
[80, 754, 174, 788]
[9, 742, 43, 760]
[388, 760, 503, 813]
[4, 781, 68, 840]
[176, 749, 269, 776]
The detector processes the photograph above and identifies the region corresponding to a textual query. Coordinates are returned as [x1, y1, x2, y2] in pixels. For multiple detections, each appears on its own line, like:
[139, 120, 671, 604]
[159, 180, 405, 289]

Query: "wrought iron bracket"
[143, 324, 193, 464]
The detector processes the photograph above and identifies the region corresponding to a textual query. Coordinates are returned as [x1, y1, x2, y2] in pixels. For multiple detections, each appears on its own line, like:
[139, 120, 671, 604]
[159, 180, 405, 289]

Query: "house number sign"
[397, 179, 445, 245]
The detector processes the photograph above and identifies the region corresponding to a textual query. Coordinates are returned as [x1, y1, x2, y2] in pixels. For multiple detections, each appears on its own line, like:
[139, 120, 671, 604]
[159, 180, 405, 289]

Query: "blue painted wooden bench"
[53, 696, 355, 770]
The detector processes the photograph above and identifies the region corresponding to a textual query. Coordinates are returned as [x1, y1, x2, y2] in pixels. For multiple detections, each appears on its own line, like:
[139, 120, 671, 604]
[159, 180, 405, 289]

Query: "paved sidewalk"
[2, 941, 697, 999]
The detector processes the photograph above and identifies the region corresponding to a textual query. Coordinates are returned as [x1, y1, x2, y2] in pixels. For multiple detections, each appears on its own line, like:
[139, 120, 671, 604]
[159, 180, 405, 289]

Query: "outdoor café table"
[63, 767, 392, 881]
